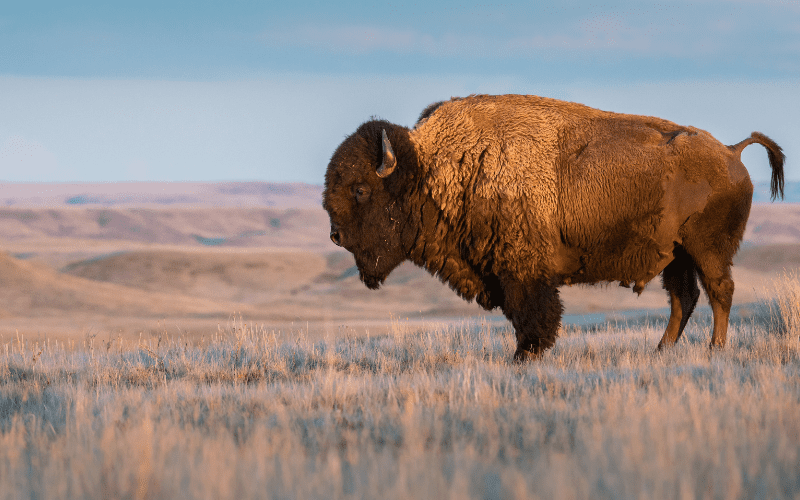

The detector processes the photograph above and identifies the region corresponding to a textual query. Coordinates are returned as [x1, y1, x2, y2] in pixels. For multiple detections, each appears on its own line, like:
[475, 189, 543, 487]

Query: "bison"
[323, 94, 785, 361]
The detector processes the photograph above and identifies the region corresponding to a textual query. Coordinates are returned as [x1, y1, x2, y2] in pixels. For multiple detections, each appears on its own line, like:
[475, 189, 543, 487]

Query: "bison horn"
[376, 129, 397, 178]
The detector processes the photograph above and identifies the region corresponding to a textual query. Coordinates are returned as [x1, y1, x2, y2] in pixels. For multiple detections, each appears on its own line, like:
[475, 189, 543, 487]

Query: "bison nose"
[330, 228, 343, 247]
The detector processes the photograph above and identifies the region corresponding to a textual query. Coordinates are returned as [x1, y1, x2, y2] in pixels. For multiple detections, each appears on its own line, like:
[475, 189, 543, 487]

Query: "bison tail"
[729, 132, 786, 201]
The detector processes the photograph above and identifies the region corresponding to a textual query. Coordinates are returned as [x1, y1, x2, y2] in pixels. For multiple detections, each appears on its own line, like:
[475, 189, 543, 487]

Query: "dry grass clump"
[1, 276, 799, 499]
[771, 270, 800, 338]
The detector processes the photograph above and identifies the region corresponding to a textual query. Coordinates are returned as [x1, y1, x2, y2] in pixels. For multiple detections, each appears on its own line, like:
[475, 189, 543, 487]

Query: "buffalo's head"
[322, 120, 412, 289]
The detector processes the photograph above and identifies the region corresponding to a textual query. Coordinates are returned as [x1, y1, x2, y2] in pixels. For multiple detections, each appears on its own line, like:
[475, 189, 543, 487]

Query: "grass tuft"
[1, 276, 799, 499]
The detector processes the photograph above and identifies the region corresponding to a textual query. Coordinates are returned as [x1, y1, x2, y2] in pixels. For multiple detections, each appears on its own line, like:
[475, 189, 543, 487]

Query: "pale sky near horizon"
[1, 1, 798, 183]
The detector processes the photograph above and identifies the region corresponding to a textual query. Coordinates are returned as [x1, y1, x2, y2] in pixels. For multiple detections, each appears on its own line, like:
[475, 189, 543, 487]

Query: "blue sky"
[1, 1, 798, 183]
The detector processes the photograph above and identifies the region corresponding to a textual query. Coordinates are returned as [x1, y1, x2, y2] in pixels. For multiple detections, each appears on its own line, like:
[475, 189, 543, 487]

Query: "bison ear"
[376, 129, 397, 178]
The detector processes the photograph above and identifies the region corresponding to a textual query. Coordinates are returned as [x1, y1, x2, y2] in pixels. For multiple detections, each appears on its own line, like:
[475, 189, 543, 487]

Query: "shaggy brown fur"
[323, 94, 785, 361]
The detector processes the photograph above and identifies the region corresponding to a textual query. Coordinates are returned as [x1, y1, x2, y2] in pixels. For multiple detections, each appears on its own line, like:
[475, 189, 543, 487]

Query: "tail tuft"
[729, 132, 785, 201]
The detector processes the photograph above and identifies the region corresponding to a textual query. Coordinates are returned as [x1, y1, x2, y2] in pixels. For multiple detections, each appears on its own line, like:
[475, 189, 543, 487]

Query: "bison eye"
[354, 184, 371, 203]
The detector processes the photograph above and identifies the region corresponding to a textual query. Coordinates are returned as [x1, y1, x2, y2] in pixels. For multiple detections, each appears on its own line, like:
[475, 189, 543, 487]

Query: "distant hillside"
[0, 182, 323, 208]
[0, 182, 797, 341]
[0, 206, 331, 250]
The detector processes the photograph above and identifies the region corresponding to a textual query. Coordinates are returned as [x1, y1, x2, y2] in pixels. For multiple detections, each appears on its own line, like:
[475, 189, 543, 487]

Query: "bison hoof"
[513, 348, 539, 363]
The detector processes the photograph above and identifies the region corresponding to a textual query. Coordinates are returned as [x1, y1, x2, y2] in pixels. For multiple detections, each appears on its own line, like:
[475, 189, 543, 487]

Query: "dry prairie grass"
[1, 275, 799, 500]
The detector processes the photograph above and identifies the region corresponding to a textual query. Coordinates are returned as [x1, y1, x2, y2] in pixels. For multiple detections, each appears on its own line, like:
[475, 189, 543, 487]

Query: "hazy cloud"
[2, 1, 797, 80]
[258, 2, 799, 67]
[261, 24, 491, 58]
[0, 134, 67, 181]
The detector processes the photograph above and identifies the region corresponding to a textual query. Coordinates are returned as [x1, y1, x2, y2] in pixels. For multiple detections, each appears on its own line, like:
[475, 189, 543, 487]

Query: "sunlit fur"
[323, 94, 785, 361]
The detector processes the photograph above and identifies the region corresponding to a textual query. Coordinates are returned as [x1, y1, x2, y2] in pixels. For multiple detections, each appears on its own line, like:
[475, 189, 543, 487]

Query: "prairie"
[1, 273, 798, 499]
[1, 182, 799, 498]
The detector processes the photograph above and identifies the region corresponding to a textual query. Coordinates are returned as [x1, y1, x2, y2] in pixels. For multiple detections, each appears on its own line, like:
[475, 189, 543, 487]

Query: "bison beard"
[355, 255, 389, 290]
[360, 272, 383, 290]
[323, 94, 786, 362]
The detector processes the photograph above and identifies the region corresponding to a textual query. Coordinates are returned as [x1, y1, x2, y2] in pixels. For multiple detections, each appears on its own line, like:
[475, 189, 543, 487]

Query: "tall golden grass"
[1, 274, 798, 499]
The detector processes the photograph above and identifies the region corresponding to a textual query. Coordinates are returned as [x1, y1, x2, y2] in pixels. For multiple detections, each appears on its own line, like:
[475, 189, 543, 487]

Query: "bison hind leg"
[658, 246, 700, 350]
[507, 281, 563, 362]
[680, 183, 751, 349]
[698, 268, 735, 349]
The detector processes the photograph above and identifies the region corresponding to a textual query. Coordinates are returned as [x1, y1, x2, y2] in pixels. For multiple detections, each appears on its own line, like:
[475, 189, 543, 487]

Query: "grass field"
[1, 274, 799, 500]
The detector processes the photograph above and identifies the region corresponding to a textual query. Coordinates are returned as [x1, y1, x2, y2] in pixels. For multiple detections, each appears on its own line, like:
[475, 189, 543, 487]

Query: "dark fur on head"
[323, 120, 417, 289]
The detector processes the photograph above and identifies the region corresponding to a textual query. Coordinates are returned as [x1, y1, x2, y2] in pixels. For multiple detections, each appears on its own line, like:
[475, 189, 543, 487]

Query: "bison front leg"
[503, 280, 564, 362]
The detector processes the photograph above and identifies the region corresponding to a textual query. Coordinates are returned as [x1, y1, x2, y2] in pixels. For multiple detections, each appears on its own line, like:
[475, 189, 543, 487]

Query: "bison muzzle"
[322, 94, 785, 361]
